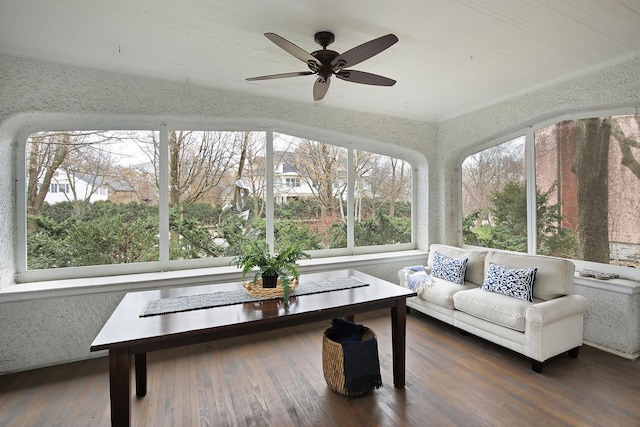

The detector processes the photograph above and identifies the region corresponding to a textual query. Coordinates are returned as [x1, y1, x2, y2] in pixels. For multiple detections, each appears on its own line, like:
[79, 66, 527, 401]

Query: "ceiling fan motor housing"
[310, 49, 339, 82]
[308, 32, 339, 82]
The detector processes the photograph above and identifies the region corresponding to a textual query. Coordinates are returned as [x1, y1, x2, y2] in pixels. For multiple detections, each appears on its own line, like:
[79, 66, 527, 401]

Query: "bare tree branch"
[610, 117, 640, 180]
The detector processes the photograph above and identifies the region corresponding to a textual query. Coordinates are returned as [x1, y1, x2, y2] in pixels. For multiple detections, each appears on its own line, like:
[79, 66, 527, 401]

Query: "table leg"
[391, 298, 407, 388]
[135, 353, 147, 397]
[109, 347, 131, 427]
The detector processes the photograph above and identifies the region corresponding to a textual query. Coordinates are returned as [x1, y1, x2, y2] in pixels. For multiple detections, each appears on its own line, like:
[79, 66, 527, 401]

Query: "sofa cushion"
[428, 244, 489, 286]
[453, 288, 533, 332]
[419, 277, 477, 309]
[481, 263, 537, 302]
[431, 252, 468, 285]
[484, 251, 575, 300]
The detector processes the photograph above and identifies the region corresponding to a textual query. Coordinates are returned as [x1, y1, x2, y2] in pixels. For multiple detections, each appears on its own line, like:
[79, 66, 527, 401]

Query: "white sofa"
[399, 244, 589, 372]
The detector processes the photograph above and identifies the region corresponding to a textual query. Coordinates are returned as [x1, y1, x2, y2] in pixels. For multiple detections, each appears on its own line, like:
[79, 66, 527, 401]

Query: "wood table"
[90, 269, 416, 427]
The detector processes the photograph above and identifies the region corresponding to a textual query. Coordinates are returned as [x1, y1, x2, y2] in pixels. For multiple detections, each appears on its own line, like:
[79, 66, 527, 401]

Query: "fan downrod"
[314, 31, 335, 49]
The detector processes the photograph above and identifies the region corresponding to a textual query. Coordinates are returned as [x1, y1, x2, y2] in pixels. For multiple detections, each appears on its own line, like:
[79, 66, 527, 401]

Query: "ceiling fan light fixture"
[246, 31, 398, 101]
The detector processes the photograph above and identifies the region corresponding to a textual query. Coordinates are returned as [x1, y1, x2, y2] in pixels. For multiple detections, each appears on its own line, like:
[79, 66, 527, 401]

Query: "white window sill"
[0, 250, 428, 303]
[573, 274, 640, 295]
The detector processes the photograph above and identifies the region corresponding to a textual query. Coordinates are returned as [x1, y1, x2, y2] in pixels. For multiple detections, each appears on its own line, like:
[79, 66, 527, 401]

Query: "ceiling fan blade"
[331, 34, 398, 70]
[246, 71, 314, 81]
[264, 33, 321, 67]
[313, 77, 330, 101]
[335, 70, 396, 86]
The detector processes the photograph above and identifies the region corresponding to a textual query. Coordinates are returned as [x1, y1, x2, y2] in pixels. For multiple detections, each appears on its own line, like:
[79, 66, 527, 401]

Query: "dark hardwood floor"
[1, 309, 639, 427]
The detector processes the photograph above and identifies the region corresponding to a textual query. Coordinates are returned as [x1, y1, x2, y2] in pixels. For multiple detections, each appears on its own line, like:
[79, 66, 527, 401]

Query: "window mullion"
[265, 131, 274, 252]
[347, 147, 355, 252]
[526, 126, 537, 255]
[159, 124, 170, 266]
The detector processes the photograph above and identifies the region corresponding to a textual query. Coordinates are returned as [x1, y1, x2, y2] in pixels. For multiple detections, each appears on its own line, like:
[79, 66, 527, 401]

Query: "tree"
[353, 150, 376, 221]
[26, 132, 70, 218]
[138, 131, 240, 211]
[28, 201, 159, 268]
[462, 138, 525, 225]
[359, 154, 411, 218]
[572, 118, 611, 263]
[236, 132, 267, 218]
[27, 130, 124, 220]
[293, 139, 346, 220]
[168, 131, 240, 210]
[488, 181, 529, 252]
[464, 181, 577, 257]
[610, 115, 640, 180]
[386, 157, 411, 217]
[58, 134, 116, 216]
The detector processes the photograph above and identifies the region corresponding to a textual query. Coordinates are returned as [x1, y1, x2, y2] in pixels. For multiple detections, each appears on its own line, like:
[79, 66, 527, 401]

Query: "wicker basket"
[322, 326, 377, 397]
[242, 278, 298, 299]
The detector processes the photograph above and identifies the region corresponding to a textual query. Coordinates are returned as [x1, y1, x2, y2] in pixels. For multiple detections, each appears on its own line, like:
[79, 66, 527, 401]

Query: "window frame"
[459, 107, 640, 281]
[16, 123, 416, 283]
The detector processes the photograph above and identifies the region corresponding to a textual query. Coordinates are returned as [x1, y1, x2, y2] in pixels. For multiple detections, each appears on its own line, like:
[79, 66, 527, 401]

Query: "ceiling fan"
[246, 31, 398, 101]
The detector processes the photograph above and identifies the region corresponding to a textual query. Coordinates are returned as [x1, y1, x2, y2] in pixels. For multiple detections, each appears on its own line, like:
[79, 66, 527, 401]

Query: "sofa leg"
[568, 347, 580, 359]
[531, 360, 544, 373]
[406, 306, 411, 314]
[458, 329, 470, 336]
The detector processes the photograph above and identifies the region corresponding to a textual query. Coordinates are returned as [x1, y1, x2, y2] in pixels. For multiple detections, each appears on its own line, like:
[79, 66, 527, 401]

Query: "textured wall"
[0, 138, 13, 287]
[0, 293, 124, 371]
[1, 54, 639, 374]
[574, 282, 640, 358]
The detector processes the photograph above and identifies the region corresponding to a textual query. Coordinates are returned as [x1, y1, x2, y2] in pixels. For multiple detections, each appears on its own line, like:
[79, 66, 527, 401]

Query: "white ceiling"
[1, 0, 640, 122]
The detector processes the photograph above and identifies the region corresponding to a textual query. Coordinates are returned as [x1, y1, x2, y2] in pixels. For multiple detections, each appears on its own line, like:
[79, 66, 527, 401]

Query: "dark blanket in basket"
[330, 319, 383, 395]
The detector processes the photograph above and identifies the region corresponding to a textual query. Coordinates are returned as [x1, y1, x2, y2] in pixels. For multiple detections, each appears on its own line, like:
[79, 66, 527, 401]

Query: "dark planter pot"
[261, 273, 279, 288]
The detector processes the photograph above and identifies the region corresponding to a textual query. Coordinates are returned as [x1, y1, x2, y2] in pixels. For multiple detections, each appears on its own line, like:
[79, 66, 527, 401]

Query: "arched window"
[18, 128, 414, 282]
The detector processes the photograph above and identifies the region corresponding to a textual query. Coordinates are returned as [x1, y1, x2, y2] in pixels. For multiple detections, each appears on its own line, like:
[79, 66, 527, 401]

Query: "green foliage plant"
[233, 239, 310, 300]
[462, 181, 578, 257]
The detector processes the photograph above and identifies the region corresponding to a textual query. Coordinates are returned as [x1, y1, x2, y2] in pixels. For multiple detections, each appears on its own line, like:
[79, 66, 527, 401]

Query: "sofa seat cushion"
[453, 288, 534, 332]
[419, 277, 477, 309]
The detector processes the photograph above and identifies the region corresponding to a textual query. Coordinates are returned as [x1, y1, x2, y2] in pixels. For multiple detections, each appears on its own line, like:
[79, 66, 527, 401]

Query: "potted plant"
[233, 239, 310, 300]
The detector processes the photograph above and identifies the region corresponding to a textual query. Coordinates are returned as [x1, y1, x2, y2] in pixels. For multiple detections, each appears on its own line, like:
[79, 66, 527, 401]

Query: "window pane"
[354, 150, 412, 246]
[273, 134, 346, 251]
[26, 130, 159, 269]
[227, 132, 267, 249]
[24, 128, 416, 278]
[535, 115, 640, 267]
[165, 131, 266, 260]
[462, 136, 527, 252]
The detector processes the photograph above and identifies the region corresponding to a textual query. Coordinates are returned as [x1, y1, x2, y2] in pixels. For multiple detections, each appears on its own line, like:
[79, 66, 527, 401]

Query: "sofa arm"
[525, 295, 588, 325]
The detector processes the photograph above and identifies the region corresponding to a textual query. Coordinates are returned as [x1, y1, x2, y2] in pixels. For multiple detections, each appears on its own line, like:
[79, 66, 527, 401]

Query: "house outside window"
[285, 178, 300, 187]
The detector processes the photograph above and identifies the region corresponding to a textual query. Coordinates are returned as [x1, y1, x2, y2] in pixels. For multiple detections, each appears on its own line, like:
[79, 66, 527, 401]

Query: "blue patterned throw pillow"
[481, 263, 537, 302]
[431, 252, 468, 285]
